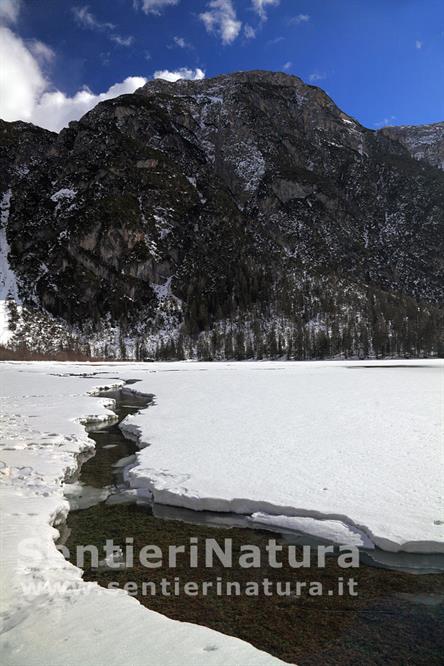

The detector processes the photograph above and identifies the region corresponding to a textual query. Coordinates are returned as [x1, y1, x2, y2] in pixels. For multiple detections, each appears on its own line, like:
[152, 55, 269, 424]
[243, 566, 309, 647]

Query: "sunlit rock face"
[380, 122, 444, 171]
[1, 71, 443, 358]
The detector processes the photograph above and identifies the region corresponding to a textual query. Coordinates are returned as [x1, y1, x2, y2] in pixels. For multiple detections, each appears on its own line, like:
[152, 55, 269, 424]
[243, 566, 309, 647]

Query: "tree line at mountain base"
[3, 278, 443, 362]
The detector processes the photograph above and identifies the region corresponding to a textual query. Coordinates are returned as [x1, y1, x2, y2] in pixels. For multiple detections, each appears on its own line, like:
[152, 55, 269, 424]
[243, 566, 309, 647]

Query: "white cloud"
[309, 71, 326, 82]
[266, 35, 284, 46]
[173, 35, 192, 49]
[283, 61, 292, 71]
[0, 0, 21, 24]
[28, 39, 56, 63]
[244, 24, 256, 39]
[100, 51, 111, 66]
[290, 14, 310, 25]
[174, 36, 186, 48]
[374, 115, 397, 128]
[0, 26, 46, 123]
[200, 0, 241, 45]
[72, 5, 134, 46]
[31, 77, 147, 132]
[72, 5, 115, 31]
[153, 67, 205, 82]
[110, 34, 134, 46]
[416, 40, 423, 50]
[137, 0, 180, 14]
[252, 0, 280, 21]
[1, 0, 56, 64]
[0, 25, 146, 132]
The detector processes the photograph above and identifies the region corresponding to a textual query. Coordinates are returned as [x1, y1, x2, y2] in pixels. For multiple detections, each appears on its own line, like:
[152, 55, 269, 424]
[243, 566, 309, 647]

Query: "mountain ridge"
[380, 121, 444, 171]
[1, 70, 443, 359]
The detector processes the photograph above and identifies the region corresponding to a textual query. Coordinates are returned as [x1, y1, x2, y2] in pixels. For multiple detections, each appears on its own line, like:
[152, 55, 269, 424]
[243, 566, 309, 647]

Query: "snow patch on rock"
[0, 190, 21, 345]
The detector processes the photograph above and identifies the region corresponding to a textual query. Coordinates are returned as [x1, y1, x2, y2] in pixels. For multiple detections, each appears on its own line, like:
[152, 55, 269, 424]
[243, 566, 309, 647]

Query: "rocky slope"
[0, 71, 443, 359]
[380, 122, 444, 171]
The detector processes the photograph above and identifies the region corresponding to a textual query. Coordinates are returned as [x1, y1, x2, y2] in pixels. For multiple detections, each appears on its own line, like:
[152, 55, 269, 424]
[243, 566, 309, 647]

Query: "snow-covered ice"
[0, 362, 285, 665]
[118, 360, 443, 553]
[248, 513, 375, 549]
[0, 359, 443, 664]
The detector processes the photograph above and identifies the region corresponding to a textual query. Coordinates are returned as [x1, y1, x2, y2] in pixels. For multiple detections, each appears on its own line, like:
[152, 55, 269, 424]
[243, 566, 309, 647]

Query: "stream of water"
[63, 383, 444, 665]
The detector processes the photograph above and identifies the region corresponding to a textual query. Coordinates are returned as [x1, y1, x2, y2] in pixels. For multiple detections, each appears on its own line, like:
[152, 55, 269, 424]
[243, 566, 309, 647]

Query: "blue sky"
[1, 0, 443, 131]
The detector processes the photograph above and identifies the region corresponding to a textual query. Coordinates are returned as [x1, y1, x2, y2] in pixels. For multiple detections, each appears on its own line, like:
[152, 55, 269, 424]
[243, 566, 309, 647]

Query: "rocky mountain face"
[380, 122, 444, 172]
[1, 71, 443, 360]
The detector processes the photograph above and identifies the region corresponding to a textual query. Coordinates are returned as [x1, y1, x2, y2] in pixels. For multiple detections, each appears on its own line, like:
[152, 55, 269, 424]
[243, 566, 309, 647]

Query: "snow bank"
[0, 362, 283, 665]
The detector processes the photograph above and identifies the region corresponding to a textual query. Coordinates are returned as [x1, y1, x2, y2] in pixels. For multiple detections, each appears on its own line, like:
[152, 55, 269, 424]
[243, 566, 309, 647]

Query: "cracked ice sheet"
[116, 359, 444, 554]
[0, 362, 284, 666]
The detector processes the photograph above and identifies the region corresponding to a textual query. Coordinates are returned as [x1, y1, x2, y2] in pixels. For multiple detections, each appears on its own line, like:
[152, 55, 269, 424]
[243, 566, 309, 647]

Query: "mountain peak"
[1, 70, 443, 360]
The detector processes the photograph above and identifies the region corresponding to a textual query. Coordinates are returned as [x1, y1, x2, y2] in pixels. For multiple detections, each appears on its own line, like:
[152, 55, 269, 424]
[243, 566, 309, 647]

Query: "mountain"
[380, 122, 444, 172]
[1, 71, 443, 360]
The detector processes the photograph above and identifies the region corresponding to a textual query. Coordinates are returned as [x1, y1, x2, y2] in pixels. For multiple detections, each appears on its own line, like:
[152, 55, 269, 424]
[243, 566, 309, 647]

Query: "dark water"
[81, 386, 153, 489]
[65, 384, 444, 666]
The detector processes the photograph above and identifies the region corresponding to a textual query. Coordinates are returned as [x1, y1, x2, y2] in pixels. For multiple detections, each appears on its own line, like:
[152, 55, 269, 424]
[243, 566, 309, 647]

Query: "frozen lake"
[0, 359, 442, 665]
[120, 360, 443, 553]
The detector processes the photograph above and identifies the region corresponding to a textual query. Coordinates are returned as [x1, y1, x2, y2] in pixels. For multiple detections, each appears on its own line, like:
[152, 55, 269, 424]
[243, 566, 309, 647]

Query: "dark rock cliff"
[1, 71, 443, 359]
[380, 122, 444, 172]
